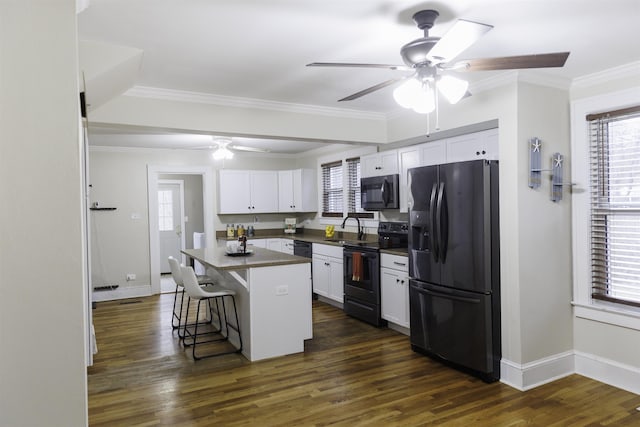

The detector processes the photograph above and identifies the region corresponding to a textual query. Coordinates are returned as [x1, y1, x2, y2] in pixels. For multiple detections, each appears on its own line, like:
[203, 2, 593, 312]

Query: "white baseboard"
[575, 351, 640, 395]
[92, 284, 152, 302]
[501, 351, 575, 391]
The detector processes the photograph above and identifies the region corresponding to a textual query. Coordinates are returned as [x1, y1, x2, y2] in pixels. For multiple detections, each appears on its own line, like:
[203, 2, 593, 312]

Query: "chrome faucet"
[341, 215, 364, 241]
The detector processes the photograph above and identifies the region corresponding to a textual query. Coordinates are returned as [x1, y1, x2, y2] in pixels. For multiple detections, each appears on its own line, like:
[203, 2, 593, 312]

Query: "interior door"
[159, 181, 184, 273]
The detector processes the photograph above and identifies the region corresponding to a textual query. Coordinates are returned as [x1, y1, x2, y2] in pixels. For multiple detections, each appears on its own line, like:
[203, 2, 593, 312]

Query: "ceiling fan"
[307, 9, 569, 114]
[208, 137, 271, 160]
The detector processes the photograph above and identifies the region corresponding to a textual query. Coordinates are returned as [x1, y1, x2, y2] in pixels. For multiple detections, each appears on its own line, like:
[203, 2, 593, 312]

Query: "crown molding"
[125, 86, 386, 121]
[571, 61, 640, 89]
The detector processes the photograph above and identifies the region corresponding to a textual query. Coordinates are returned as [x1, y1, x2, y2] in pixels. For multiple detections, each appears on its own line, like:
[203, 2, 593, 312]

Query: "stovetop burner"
[377, 221, 408, 249]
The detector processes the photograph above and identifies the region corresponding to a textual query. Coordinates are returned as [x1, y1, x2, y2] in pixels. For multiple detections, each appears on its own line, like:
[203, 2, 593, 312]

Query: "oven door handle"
[429, 182, 439, 263]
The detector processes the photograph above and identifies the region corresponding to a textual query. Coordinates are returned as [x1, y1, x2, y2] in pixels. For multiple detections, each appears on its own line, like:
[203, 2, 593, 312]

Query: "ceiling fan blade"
[338, 76, 411, 102]
[427, 19, 493, 63]
[230, 145, 271, 153]
[307, 62, 411, 71]
[452, 52, 570, 71]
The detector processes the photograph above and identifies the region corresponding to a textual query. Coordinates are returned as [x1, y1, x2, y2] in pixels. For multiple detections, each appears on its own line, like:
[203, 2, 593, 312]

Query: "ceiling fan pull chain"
[434, 83, 440, 131]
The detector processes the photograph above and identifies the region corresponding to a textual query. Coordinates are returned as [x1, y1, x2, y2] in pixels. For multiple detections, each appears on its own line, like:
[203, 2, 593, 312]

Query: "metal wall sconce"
[528, 137, 568, 202]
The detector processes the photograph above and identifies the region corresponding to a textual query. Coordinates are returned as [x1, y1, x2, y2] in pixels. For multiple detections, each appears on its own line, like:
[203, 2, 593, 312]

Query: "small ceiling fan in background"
[308, 9, 569, 116]
[206, 137, 271, 160]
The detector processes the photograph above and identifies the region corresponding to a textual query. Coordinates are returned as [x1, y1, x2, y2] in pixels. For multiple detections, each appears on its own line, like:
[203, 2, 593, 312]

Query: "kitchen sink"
[324, 238, 347, 244]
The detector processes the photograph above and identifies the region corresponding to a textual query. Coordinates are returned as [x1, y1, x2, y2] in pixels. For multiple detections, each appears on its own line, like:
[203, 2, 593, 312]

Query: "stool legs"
[182, 295, 242, 360]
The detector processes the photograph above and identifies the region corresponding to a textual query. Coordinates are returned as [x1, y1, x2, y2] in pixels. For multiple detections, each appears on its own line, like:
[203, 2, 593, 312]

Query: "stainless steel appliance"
[343, 222, 408, 326]
[408, 159, 500, 382]
[293, 240, 312, 258]
[361, 174, 400, 210]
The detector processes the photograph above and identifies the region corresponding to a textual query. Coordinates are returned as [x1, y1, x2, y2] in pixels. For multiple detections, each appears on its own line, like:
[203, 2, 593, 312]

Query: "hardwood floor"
[88, 294, 639, 426]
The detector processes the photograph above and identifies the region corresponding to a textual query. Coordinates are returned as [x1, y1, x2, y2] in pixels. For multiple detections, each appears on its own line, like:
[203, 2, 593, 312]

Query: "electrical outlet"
[276, 285, 288, 296]
[126, 273, 136, 281]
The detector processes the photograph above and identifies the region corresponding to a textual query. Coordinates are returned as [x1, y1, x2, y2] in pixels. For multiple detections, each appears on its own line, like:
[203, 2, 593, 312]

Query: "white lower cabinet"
[312, 244, 343, 303]
[380, 254, 409, 328]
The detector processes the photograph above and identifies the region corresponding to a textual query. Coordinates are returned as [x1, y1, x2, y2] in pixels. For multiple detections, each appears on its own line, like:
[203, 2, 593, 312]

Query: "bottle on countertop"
[247, 225, 255, 237]
[237, 224, 245, 237]
[227, 224, 235, 238]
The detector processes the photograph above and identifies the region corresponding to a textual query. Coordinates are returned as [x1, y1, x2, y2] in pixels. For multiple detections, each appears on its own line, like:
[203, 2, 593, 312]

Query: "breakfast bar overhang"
[182, 247, 312, 361]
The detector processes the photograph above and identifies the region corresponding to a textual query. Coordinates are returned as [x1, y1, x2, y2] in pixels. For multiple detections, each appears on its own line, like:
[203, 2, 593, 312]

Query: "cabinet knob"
[482, 150, 486, 154]
[476, 151, 480, 155]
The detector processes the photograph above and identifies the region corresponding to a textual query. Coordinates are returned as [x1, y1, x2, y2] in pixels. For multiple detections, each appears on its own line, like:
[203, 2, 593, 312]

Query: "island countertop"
[182, 247, 311, 271]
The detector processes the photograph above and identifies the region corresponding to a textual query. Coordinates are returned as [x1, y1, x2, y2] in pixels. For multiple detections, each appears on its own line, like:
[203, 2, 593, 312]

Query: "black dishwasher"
[293, 240, 312, 258]
[293, 240, 314, 299]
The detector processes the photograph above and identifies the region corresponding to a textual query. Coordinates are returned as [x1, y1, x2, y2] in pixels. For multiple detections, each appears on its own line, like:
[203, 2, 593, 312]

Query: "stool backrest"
[168, 256, 183, 286]
[180, 265, 207, 300]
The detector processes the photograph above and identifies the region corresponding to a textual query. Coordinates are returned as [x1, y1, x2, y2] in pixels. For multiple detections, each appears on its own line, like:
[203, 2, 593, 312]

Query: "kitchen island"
[182, 246, 312, 361]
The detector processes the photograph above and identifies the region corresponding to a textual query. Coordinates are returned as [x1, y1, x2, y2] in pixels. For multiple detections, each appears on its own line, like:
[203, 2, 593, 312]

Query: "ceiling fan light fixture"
[393, 79, 435, 114]
[393, 78, 421, 109]
[211, 138, 234, 160]
[437, 75, 468, 104]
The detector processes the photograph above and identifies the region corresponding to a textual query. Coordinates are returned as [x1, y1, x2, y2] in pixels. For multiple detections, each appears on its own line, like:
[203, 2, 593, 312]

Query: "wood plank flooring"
[88, 294, 639, 426]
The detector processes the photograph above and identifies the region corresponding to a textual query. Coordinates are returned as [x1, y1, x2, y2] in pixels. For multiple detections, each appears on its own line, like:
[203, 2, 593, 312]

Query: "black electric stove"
[343, 222, 408, 326]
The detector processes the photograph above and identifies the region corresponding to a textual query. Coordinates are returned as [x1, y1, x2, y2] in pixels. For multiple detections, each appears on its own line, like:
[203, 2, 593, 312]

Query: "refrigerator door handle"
[421, 288, 481, 304]
[429, 182, 439, 262]
[436, 182, 448, 263]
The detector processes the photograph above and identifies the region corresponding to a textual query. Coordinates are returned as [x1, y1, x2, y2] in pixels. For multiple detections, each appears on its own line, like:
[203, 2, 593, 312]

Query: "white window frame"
[571, 87, 640, 331]
[317, 147, 379, 228]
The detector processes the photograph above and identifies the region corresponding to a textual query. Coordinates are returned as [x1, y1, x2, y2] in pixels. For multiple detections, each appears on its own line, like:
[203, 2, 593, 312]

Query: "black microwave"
[361, 174, 400, 210]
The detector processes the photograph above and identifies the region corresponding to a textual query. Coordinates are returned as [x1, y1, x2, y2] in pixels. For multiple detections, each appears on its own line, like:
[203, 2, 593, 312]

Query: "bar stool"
[168, 256, 215, 332]
[180, 265, 242, 360]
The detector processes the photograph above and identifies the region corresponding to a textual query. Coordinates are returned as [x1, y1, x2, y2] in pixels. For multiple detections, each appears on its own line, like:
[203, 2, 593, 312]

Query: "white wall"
[0, 1, 88, 426]
[90, 92, 389, 144]
[570, 68, 640, 386]
[516, 83, 573, 362]
[89, 147, 307, 295]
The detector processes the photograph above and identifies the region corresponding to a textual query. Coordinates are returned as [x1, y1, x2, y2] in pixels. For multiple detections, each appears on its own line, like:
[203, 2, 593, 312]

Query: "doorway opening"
[147, 165, 215, 295]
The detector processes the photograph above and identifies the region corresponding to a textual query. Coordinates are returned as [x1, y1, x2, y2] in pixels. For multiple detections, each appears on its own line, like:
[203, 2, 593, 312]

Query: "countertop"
[183, 247, 311, 271]
[217, 229, 408, 257]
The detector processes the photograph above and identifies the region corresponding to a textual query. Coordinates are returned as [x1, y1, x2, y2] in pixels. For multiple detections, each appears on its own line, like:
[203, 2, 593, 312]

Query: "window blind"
[321, 160, 343, 217]
[588, 106, 640, 308]
[347, 157, 361, 214]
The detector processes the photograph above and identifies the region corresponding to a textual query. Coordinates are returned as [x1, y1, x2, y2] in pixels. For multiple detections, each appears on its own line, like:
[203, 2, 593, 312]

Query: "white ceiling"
[78, 0, 640, 153]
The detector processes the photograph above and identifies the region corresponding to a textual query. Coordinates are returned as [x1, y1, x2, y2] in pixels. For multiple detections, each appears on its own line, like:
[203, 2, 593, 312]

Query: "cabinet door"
[361, 151, 399, 177]
[312, 254, 329, 297]
[379, 150, 399, 175]
[281, 240, 295, 255]
[398, 147, 420, 213]
[248, 239, 267, 248]
[250, 171, 279, 213]
[218, 170, 252, 213]
[360, 153, 381, 178]
[278, 170, 295, 212]
[419, 140, 447, 166]
[295, 169, 318, 212]
[381, 268, 409, 327]
[328, 257, 344, 303]
[266, 238, 282, 252]
[446, 130, 499, 163]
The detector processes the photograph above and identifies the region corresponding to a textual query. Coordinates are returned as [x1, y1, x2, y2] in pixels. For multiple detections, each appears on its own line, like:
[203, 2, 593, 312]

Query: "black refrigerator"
[408, 159, 500, 382]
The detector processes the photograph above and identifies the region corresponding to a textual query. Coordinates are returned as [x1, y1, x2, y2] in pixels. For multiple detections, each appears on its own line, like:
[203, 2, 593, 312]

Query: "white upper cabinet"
[361, 150, 399, 178]
[418, 139, 447, 166]
[278, 169, 317, 212]
[445, 128, 498, 163]
[218, 170, 279, 214]
[397, 146, 421, 213]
